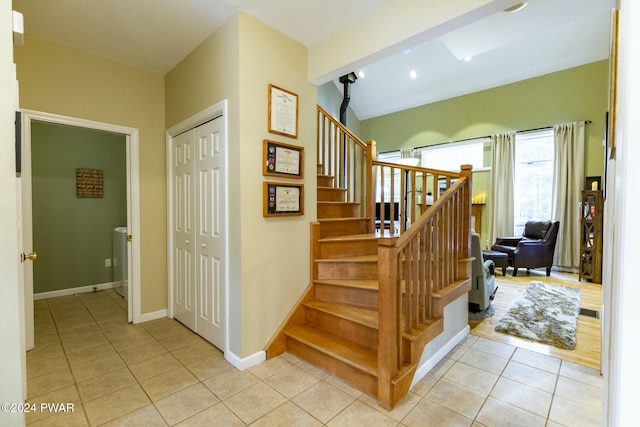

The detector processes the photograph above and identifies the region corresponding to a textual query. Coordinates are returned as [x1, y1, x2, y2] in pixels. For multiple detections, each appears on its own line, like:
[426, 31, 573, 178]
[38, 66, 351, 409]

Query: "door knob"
[20, 252, 37, 263]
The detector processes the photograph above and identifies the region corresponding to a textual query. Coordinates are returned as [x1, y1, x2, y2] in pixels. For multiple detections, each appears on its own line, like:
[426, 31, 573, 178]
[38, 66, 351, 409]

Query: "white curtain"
[552, 121, 585, 267]
[488, 133, 516, 245]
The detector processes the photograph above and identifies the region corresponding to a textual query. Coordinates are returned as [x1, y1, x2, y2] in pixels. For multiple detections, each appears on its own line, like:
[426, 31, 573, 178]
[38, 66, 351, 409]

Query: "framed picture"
[263, 182, 304, 217]
[585, 176, 601, 191]
[268, 84, 298, 138]
[263, 140, 304, 178]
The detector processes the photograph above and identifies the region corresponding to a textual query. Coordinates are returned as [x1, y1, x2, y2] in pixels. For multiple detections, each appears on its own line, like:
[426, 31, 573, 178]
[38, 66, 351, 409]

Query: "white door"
[172, 129, 196, 331]
[194, 118, 224, 349]
[171, 116, 225, 349]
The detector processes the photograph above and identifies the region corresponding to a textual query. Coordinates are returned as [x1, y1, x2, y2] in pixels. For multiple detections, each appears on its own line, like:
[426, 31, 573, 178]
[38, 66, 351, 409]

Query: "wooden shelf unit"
[579, 190, 603, 283]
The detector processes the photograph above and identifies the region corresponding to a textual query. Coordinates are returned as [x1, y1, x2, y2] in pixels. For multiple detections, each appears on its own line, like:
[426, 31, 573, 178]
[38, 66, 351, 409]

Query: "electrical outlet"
[105, 258, 112, 267]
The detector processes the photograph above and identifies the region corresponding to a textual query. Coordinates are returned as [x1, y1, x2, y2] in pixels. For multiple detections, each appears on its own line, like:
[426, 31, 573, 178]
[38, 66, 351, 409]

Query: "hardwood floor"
[469, 269, 602, 371]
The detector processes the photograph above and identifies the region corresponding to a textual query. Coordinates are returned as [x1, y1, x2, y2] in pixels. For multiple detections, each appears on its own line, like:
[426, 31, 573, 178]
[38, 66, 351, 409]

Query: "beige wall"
[14, 35, 167, 314]
[165, 12, 317, 357]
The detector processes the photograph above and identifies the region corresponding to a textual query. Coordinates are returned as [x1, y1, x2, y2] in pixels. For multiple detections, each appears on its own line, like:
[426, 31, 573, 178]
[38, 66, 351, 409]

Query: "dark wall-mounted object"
[15, 111, 21, 175]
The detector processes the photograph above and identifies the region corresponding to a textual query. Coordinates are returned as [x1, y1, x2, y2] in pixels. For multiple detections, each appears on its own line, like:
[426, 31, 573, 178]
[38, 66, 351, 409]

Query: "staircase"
[265, 106, 473, 410]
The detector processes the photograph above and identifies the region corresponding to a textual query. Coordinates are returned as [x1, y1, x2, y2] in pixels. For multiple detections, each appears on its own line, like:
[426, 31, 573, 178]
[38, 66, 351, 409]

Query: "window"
[419, 138, 488, 171]
[513, 129, 554, 235]
[376, 151, 401, 202]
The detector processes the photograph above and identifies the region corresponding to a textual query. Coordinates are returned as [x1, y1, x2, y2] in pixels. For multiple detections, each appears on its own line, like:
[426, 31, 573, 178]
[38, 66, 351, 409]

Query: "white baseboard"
[224, 349, 266, 371]
[138, 309, 168, 323]
[411, 325, 471, 389]
[33, 282, 116, 300]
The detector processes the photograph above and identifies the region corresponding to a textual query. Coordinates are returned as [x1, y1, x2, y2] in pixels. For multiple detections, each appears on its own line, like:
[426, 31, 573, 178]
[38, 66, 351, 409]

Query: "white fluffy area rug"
[494, 281, 582, 350]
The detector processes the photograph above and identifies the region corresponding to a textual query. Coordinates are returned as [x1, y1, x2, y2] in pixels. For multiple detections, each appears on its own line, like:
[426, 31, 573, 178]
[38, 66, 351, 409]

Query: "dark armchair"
[491, 220, 560, 276]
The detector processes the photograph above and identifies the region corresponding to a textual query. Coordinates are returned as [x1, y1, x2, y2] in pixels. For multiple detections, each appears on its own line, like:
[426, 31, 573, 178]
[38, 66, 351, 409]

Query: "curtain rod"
[408, 120, 592, 151]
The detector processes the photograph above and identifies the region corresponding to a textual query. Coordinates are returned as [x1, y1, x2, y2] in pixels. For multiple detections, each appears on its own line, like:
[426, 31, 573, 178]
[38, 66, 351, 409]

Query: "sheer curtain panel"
[488, 133, 516, 246]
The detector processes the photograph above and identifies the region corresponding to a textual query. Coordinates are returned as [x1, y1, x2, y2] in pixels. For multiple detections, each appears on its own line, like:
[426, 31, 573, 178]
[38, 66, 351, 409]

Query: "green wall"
[32, 122, 127, 294]
[361, 60, 609, 243]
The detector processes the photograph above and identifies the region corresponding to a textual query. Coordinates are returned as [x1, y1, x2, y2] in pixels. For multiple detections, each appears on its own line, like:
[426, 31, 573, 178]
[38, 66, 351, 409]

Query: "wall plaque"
[76, 168, 104, 198]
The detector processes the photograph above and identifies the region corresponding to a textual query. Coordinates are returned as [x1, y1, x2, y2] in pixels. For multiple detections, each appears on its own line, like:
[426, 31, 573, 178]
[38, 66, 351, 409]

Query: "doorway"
[20, 110, 141, 350]
[166, 101, 228, 352]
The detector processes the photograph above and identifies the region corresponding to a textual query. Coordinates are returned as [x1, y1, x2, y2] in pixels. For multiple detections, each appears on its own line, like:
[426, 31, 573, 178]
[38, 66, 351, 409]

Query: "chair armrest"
[494, 236, 522, 246]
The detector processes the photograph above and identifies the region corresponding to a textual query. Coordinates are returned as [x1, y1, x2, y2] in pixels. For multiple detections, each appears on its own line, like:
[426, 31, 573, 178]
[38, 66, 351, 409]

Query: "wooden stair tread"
[285, 325, 378, 376]
[314, 279, 379, 290]
[316, 255, 378, 263]
[304, 300, 378, 328]
[319, 233, 379, 243]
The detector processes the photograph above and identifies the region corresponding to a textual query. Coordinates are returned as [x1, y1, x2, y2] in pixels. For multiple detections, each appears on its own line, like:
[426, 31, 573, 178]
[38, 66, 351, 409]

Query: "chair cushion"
[523, 221, 551, 240]
[491, 244, 516, 256]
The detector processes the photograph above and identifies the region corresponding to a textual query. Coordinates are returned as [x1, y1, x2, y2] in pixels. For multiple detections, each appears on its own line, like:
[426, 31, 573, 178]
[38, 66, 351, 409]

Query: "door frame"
[166, 100, 228, 353]
[20, 109, 142, 332]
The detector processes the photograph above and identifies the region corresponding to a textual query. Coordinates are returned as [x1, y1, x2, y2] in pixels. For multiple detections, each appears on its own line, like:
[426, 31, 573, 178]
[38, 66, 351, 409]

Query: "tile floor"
[26, 289, 603, 426]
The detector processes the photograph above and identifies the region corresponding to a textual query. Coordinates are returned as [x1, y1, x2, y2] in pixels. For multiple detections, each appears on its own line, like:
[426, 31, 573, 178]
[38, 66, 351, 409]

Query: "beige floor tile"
[202, 368, 260, 400]
[65, 341, 117, 366]
[323, 375, 364, 399]
[70, 353, 126, 382]
[490, 377, 552, 417]
[143, 318, 191, 340]
[359, 391, 421, 422]
[92, 308, 127, 323]
[27, 353, 69, 379]
[554, 376, 603, 408]
[225, 382, 287, 424]
[296, 360, 331, 379]
[27, 367, 75, 399]
[54, 316, 97, 331]
[83, 384, 150, 426]
[458, 348, 509, 375]
[443, 361, 499, 394]
[34, 322, 57, 336]
[118, 341, 168, 366]
[470, 337, 516, 359]
[549, 395, 603, 427]
[154, 383, 219, 425]
[430, 356, 455, 377]
[402, 399, 473, 427]
[252, 401, 322, 427]
[110, 330, 156, 352]
[26, 405, 88, 427]
[25, 384, 81, 425]
[76, 366, 137, 402]
[512, 347, 561, 374]
[158, 330, 207, 351]
[57, 323, 102, 342]
[26, 342, 65, 364]
[501, 360, 558, 393]
[264, 364, 320, 399]
[101, 322, 149, 339]
[171, 340, 222, 365]
[101, 404, 168, 427]
[291, 381, 355, 424]
[185, 354, 232, 380]
[475, 397, 546, 427]
[247, 355, 292, 380]
[128, 352, 182, 382]
[50, 306, 90, 321]
[175, 402, 245, 427]
[559, 360, 603, 388]
[34, 332, 61, 349]
[410, 372, 439, 397]
[425, 379, 485, 419]
[446, 343, 470, 361]
[326, 400, 398, 427]
[61, 331, 109, 353]
[140, 366, 198, 401]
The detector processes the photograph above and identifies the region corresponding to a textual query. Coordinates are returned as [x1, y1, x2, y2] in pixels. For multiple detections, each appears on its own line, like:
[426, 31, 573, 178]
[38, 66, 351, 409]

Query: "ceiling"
[12, 0, 615, 121]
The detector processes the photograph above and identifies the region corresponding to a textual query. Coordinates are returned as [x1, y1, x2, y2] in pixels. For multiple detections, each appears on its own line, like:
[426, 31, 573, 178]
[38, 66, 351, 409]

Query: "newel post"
[459, 164, 473, 278]
[366, 140, 377, 233]
[377, 236, 400, 410]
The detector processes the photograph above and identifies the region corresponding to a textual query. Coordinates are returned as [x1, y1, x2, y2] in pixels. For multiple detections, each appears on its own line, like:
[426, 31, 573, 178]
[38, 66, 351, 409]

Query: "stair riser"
[317, 175, 334, 187]
[317, 262, 378, 280]
[284, 336, 378, 396]
[318, 203, 361, 219]
[318, 188, 346, 202]
[319, 219, 371, 238]
[319, 239, 378, 258]
[304, 307, 378, 350]
[314, 283, 378, 308]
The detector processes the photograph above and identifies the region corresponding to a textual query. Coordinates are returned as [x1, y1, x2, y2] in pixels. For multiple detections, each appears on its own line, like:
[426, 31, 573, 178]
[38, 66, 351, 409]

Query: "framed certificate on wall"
[263, 182, 304, 216]
[263, 140, 303, 179]
[268, 84, 298, 138]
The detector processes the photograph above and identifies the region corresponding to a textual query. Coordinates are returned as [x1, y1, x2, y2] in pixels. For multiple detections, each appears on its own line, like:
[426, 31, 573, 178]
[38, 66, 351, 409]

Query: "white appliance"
[112, 227, 128, 299]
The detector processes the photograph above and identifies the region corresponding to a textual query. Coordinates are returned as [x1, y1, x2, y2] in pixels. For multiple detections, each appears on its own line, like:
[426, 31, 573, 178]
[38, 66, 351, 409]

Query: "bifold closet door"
[172, 116, 225, 350]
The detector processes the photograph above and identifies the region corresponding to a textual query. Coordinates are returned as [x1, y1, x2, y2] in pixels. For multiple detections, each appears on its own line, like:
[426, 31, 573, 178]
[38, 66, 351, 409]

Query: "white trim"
[139, 309, 168, 323]
[33, 282, 116, 300]
[224, 349, 266, 371]
[410, 325, 470, 389]
[166, 100, 229, 354]
[20, 109, 142, 324]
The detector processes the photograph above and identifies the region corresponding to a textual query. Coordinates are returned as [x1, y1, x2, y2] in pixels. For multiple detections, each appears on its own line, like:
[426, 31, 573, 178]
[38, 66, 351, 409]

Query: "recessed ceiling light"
[409, 70, 417, 79]
[358, 70, 365, 79]
[464, 56, 472, 62]
[403, 48, 412, 55]
[503, 1, 528, 13]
